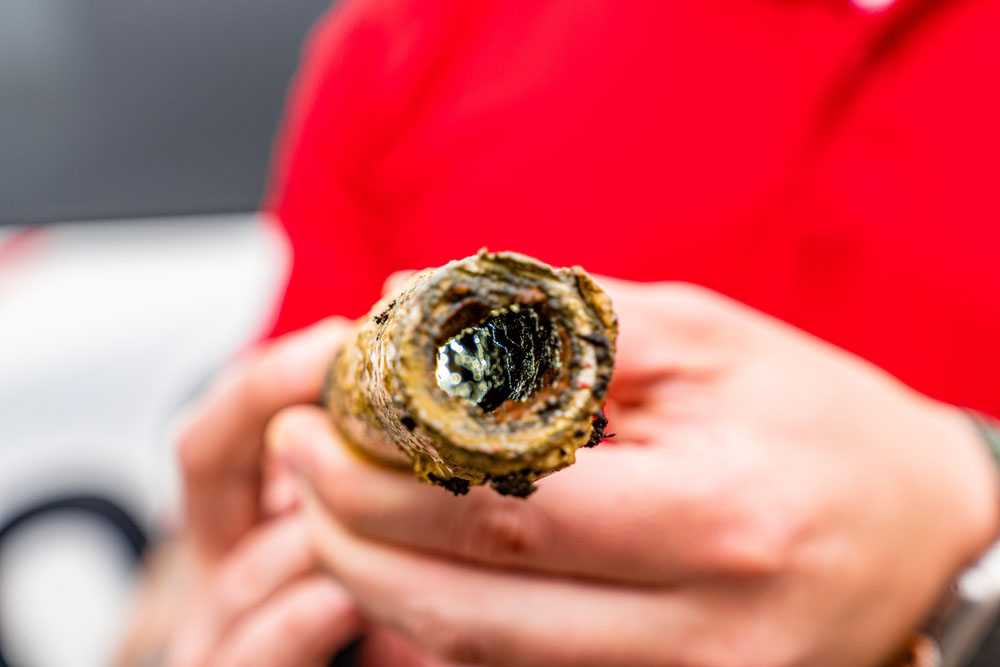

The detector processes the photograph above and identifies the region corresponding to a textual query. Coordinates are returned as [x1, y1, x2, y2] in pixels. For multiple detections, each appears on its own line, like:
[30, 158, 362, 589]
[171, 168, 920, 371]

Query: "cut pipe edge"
[325, 249, 618, 497]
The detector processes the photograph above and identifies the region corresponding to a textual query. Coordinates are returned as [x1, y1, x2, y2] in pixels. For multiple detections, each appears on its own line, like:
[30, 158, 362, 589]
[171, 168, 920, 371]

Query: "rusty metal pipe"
[324, 250, 617, 497]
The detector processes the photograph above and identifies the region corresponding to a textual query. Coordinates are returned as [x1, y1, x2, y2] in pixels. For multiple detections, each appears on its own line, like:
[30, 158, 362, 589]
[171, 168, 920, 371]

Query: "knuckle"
[660, 280, 715, 301]
[453, 497, 541, 564]
[653, 282, 749, 347]
[658, 281, 726, 314]
[663, 281, 754, 326]
[712, 499, 798, 578]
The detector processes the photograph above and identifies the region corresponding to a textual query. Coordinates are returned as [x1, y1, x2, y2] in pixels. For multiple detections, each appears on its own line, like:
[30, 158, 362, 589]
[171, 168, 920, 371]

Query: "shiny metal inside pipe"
[324, 250, 617, 497]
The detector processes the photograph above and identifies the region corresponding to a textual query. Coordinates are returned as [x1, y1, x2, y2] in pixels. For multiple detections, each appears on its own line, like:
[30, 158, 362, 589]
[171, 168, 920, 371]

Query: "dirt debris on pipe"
[324, 249, 617, 497]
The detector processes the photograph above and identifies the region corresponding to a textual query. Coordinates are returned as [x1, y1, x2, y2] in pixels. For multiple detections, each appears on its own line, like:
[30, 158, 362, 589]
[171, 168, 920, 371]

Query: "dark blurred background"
[0, 0, 332, 224]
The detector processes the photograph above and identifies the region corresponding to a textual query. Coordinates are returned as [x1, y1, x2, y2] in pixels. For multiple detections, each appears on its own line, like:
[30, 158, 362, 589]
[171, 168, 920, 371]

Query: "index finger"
[177, 316, 351, 560]
[269, 405, 783, 586]
[590, 277, 752, 397]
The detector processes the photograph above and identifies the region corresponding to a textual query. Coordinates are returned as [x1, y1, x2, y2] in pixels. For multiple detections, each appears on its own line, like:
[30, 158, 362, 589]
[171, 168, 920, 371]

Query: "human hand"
[115, 317, 360, 666]
[270, 279, 1000, 667]
[158, 516, 361, 667]
[120, 305, 452, 666]
[177, 315, 351, 561]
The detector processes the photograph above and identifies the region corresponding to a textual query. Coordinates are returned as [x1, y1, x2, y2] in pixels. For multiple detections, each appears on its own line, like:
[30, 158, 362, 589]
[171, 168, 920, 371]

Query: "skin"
[146, 277, 1000, 667]
[130, 301, 448, 667]
[116, 319, 367, 667]
[162, 517, 361, 667]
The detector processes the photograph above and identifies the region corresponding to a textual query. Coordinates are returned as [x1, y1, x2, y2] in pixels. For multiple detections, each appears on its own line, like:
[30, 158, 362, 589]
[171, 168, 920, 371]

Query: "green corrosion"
[434, 304, 560, 412]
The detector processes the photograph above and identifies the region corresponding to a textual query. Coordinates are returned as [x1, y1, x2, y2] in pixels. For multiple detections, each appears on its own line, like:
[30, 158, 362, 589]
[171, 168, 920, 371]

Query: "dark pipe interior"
[435, 304, 560, 411]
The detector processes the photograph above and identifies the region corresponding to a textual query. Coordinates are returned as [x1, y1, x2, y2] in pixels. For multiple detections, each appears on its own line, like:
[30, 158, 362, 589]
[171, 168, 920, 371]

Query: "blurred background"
[0, 2, 333, 664]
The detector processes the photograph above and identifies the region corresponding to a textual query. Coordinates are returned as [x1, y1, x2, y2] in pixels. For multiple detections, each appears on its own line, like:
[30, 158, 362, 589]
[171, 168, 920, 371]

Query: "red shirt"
[266, 0, 1000, 417]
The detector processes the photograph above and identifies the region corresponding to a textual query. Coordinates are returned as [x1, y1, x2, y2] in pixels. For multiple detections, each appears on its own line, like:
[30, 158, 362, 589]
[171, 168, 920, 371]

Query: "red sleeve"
[263, 1, 396, 336]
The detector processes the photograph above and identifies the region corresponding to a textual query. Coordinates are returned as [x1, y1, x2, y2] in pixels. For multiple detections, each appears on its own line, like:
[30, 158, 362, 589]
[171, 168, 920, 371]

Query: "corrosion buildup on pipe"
[324, 250, 617, 497]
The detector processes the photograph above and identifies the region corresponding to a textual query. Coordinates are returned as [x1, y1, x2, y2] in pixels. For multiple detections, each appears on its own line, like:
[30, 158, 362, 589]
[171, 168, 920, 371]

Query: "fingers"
[589, 277, 752, 386]
[269, 406, 785, 585]
[359, 625, 463, 667]
[178, 316, 352, 558]
[165, 516, 316, 666]
[382, 270, 416, 296]
[301, 490, 723, 667]
[261, 455, 301, 519]
[208, 575, 361, 667]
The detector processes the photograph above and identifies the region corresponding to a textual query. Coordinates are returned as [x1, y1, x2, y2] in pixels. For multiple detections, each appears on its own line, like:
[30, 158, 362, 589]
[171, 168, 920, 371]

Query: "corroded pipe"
[324, 250, 617, 497]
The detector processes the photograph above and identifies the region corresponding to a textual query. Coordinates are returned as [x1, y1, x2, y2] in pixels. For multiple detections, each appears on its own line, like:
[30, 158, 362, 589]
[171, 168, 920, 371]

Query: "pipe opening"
[435, 304, 560, 412]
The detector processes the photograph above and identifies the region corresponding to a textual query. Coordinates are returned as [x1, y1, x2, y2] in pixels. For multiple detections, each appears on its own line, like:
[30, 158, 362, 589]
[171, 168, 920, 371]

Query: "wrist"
[901, 408, 1000, 667]
[933, 405, 1000, 570]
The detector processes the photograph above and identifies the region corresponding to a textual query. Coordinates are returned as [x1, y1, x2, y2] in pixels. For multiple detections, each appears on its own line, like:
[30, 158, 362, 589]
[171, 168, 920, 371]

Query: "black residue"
[489, 469, 536, 497]
[538, 398, 561, 420]
[580, 332, 611, 364]
[373, 299, 397, 325]
[583, 410, 610, 448]
[428, 473, 470, 496]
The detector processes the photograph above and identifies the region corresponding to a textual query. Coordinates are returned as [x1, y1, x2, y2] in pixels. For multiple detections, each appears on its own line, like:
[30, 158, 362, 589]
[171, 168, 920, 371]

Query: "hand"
[116, 318, 360, 666]
[119, 306, 450, 666]
[160, 517, 362, 667]
[269, 279, 1000, 667]
[177, 315, 351, 561]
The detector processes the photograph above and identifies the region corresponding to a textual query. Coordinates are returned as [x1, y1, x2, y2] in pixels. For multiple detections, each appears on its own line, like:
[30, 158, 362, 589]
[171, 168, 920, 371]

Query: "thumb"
[265, 404, 415, 521]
